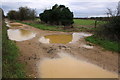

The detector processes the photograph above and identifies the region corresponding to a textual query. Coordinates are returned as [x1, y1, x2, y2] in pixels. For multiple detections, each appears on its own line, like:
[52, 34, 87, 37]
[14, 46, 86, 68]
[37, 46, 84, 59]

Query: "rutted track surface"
[6, 20, 118, 78]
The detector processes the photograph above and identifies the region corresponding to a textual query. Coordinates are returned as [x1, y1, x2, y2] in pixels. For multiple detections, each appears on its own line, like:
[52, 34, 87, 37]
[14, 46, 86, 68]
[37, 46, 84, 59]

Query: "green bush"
[39, 4, 74, 26]
[96, 16, 120, 41]
[7, 10, 19, 20]
[7, 7, 36, 20]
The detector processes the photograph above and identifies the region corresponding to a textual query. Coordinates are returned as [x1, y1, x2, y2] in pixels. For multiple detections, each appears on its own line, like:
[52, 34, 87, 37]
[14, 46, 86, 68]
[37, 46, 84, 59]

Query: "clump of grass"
[85, 36, 120, 52]
[2, 20, 26, 78]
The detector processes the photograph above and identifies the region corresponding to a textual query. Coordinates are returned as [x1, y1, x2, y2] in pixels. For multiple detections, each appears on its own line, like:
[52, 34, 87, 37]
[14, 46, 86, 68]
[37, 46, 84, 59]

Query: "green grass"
[2, 20, 26, 78]
[86, 36, 120, 52]
[74, 19, 95, 26]
[74, 19, 105, 26]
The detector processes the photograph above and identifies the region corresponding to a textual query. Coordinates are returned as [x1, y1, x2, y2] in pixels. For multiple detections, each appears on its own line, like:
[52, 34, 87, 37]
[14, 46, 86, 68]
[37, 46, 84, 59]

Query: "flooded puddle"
[6, 24, 11, 27]
[5, 21, 23, 27]
[7, 29, 36, 41]
[39, 33, 92, 44]
[39, 34, 72, 44]
[9, 23, 23, 27]
[39, 52, 118, 78]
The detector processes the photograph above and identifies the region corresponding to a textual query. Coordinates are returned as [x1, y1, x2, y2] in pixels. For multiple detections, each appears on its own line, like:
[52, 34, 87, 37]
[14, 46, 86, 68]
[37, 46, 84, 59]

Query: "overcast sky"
[1, 0, 120, 17]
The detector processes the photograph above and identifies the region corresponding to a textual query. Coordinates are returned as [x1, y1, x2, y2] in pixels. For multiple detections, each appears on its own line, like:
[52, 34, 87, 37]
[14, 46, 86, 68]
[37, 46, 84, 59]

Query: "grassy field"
[74, 19, 95, 26]
[2, 20, 26, 78]
[86, 36, 120, 52]
[74, 19, 105, 26]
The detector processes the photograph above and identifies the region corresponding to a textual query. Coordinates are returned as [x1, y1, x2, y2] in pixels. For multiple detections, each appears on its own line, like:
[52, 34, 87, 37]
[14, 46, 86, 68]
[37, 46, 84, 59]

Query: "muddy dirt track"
[6, 21, 118, 78]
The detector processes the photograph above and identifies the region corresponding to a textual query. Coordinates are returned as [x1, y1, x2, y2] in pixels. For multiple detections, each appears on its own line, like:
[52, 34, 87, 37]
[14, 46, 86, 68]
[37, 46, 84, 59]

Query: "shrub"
[7, 7, 36, 20]
[96, 16, 120, 41]
[7, 10, 19, 20]
[95, 2, 120, 41]
[39, 4, 74, 26]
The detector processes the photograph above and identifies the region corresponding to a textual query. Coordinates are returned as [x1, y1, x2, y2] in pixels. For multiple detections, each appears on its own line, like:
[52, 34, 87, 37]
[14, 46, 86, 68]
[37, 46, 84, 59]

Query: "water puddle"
[6, 24, 11, 27]
[9, 23, 23, 27]
[7, 29, 36, 41]
[39, 52, 118, 78]
[5, 21, 23, 27]
[39, 33, 92, 44]
[5, 21, 11, 27]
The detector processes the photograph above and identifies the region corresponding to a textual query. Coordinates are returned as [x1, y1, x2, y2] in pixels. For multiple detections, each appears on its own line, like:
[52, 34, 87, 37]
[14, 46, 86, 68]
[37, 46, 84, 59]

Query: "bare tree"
[106, 1, 120, 17]
[117, 1, 120, 16]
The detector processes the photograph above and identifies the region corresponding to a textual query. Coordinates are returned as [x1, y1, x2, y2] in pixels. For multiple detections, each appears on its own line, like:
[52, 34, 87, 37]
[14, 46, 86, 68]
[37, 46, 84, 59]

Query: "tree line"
[7, 4, 74, 26]
[39, 4, 74, 26]
[7, 7, 36, 21]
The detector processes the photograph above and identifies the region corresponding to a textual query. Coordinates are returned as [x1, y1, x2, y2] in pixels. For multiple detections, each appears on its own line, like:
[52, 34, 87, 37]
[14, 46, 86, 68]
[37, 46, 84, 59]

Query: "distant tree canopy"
[7, 7, 36, 20]
[39, 4, 74, 26]
[7, 10, 18, 20]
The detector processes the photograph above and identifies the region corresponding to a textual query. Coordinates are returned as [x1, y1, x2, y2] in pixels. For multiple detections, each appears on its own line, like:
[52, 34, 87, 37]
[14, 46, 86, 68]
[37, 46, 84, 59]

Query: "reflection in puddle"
[39, 37, 50, 44]
[6, 24, 11, 27]
[81, 44, 93, 49]
[7, 29, 36, 41]
[39, 52, 118, 78]
[69, 33, 92, 43]
[39, 33, 92, 44]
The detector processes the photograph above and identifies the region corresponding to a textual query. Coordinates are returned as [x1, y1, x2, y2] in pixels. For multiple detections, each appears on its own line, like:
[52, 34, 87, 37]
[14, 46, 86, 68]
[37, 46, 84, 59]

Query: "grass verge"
[2, 20, 26, 78]
[85, 36, 120, 52]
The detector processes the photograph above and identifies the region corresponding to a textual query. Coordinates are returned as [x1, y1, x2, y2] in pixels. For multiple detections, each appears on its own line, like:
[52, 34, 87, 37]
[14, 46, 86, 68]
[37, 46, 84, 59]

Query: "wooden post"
[95, 20, 97, 28]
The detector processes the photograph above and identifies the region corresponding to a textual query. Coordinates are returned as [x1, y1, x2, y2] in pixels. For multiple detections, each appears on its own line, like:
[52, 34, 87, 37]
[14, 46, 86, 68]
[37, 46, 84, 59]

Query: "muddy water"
[5, 21, 23, 27]
[7, 29, 36, 41]
[39, 52, 118, 78]
[39, 33, 92, 44]
[45, 34, 72, 44]
[9, 23, 23, 27]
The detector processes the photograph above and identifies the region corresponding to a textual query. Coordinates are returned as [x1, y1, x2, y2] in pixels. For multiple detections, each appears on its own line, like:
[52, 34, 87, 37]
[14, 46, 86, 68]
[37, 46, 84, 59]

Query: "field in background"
[16, 18, 106, 32]
[74, 19, 95, 26]
[74, 19, 105, 26]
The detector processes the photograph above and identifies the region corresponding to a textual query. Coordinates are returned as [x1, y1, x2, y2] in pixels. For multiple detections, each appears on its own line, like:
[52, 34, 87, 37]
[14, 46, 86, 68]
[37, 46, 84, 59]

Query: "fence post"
[95, 20, 97, 28]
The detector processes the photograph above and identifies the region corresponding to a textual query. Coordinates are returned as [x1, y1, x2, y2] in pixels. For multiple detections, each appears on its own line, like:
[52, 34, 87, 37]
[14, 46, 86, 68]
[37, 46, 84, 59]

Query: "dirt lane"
[7, 21, 118, 78]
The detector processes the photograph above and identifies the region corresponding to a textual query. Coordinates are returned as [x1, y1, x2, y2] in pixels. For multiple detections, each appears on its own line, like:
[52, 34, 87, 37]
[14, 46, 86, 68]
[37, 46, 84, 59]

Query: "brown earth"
[7, 21, 118, 78]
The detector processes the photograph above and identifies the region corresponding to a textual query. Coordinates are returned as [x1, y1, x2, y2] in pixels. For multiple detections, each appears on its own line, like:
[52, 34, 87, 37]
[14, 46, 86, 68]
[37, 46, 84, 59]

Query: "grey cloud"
[1, 1, 119, 17]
